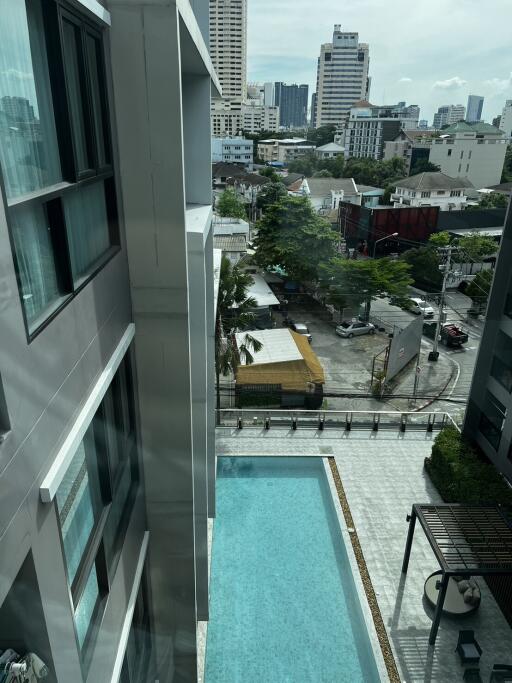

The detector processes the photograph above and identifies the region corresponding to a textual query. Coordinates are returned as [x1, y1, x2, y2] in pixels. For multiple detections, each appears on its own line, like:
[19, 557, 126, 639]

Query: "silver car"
[335, 321, 376, 338]
[409, 297, 435, 318]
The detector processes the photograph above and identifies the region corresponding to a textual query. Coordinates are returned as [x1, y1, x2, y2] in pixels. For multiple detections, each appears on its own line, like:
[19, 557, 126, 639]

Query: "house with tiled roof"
[392, 172, 474, 210]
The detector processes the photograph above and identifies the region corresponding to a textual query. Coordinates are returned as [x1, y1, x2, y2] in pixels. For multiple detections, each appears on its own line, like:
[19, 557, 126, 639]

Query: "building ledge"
[186, 204, 213, 246]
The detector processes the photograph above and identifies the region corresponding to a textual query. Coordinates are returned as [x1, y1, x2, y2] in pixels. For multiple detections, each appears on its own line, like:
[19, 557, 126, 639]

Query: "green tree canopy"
[465, 269, 493, 312]
[319, 256, 413, 319]
[454, 232, 498, 264]
[401, 246, 443, 292]
[258, 167, 283, 183]
[342, 157, 407, 188]
[410, 159, 441, 176]
[467, 192, 509, 210]
[215, 256, 262, 410]
[313, 169, 333, 178]
[429, 231, 451, 247]
[287, 151, 317, 177]
[306, 124, 337, 147]
[256, 181, 288, 212]
[216, 188, 247, 219]
[252, 195, 337, 282]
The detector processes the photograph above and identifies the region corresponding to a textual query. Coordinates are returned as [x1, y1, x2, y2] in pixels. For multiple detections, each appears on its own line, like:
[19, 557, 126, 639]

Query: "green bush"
[426, 426, 512, 510]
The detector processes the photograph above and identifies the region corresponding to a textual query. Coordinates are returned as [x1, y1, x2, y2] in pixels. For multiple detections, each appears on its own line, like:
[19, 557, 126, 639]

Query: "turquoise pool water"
[205, 457, 381, 683]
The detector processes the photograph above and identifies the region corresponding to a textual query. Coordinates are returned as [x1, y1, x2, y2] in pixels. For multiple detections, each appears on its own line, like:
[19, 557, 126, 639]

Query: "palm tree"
[215, 256, 263, 415]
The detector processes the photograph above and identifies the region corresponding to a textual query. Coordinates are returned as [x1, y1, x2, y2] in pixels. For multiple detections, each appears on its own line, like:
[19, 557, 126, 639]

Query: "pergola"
[402, 503, 512, 645]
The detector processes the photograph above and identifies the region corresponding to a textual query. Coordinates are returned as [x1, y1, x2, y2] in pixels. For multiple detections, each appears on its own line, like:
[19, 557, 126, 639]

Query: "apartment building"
[246, 82, 274, 106]
[274, 82, 309, 129]
[433, 104, 466, 128]
[464, 202, 512, 483]
[467, 95, 484, 123]
[313, 26, 370, 128]
[209, 0, 247, 101]
[0, 2, 217, 683]
[257, 138, 316, 164]
[241, 103, 280, 134]
[384, 122, 508, 188]
[391, 101, 420, 129]
[343, 101, 403, 160]
[501, 100, 512, 138]
[211, 136, 253, 166]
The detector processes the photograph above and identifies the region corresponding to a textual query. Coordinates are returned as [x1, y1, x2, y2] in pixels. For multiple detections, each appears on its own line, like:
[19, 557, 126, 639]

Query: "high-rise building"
[344, 102, 413, 160]
[210, 0, 247, 101]
[391, 101, 420, 129]
[433, 104, 466, 128]
[313, 26, 370, 128]
[274, 82, 309, 129]
[467, 95, 484, 123]
[247, 82, 274, 106]
[500, 100, 512, 138]
[0, 1, 216, 681]
[1, 95, 35, 122]
[464, 202, 512, 483]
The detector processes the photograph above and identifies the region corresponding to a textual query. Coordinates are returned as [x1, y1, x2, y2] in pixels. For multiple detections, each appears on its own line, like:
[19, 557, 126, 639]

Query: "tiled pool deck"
[215, 426, 512, 683]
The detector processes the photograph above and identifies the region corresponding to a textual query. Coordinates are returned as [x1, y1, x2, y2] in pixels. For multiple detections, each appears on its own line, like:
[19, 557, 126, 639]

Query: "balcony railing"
[217, 409, 458, 433]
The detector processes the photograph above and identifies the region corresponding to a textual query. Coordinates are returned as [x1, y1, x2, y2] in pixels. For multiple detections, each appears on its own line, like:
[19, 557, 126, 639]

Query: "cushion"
[460, 643, 480, 661]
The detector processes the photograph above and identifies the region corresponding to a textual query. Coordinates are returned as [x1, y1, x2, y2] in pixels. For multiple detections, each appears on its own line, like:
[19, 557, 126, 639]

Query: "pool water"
[205, 457, 381, 682]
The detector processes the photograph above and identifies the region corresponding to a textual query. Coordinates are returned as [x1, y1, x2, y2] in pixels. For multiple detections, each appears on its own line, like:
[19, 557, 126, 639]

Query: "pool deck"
[215, 426, 512, 683]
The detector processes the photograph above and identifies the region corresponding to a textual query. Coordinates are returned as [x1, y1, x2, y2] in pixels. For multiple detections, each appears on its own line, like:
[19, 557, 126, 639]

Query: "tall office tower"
[433, 104, 466, 128]
[464, 202, 512, 483]
[467, 95, 484, 123]
[0, 0, 216, 681]
[247, 82, 274, 106]
[210, 0, 247, 101]
[274, 83, 309, 129]
[311, 92, 317, 127]
[501, 100, 512, 138]
[313, 26, 370, 128]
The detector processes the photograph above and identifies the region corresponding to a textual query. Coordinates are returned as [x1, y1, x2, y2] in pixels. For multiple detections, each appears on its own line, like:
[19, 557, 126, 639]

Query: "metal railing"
[217, 409, 459, 433]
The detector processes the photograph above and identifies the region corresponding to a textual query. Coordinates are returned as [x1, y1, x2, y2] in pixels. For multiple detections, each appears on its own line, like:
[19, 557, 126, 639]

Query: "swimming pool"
[205, 457, 382, 682]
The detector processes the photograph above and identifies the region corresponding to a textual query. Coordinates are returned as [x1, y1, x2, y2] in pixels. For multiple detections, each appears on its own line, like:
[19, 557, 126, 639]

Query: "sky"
[247, 0, 512, 124]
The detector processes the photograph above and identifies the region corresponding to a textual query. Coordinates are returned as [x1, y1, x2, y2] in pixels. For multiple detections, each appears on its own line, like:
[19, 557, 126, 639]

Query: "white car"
[335, 321, 376, 338]
[409, 297, 435, 318]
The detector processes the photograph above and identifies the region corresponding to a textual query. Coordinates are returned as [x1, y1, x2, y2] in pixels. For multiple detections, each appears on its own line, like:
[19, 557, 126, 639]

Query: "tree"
[252, 195, 337, 282]
[306, 124, 337, 147]
[410, 159, 441, 176]
[256, 181, 287, 212]
[216, 188, 247, 219]
[287, 151, 317, 177]
[342, 157, 406, 188]
[401, 246, 443, 292]
[429, 231, 451, 247]
[313, 169, 333, 178]
[501, 144, 512, 183]
[258, 167, 283, 183]
[319, 257, 413, 320]
[215, 256, 262, 411]
[454, 232, 498, 270]
[317, 154, 345, 178]
[466, 269, 493, 313]
[467, 192, 509, 210]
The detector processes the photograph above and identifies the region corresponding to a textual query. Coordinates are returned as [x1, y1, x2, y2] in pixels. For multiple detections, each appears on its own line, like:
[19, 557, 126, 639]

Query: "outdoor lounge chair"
[463, 668, 483, 682]
[490, 664, 512, 682]
[455, 630, 482, 665]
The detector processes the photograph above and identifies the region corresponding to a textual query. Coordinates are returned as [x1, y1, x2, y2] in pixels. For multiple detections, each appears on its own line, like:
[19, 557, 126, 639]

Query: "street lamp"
[372, 232, 398, 258]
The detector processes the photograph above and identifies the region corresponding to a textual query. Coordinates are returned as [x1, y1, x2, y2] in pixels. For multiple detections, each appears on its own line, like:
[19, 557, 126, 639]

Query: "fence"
[217, 408, 457, 433]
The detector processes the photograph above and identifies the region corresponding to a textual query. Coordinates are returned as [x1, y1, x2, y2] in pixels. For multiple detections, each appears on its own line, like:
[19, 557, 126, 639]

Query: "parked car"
[423, 321, 469, 347]
[290, 322, 312, 343]
[335, 321, 376, 338]
[409, 297, 435, 318]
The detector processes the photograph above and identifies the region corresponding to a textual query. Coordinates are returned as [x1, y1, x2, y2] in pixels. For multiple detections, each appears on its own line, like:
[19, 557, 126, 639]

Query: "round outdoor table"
[424, 570, 480, 616]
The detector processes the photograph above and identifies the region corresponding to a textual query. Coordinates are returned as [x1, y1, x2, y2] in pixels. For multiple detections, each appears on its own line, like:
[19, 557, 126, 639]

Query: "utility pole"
[428, 245, 453, 362]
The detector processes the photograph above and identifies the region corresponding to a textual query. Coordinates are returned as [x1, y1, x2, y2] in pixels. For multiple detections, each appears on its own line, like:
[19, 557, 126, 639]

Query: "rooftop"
[244, 273, 280, 308]
[259, 138, 309, 145]
[396, 172, 474, 191]
[305, 177, 358, 195]
[235, 328, 302, 365]
[315, 142, 345, 152]
[226, 172, 270, 187]
[212, 234, 247, 252]
[212, 161, 246, 178]
[441, 121, 504, 136]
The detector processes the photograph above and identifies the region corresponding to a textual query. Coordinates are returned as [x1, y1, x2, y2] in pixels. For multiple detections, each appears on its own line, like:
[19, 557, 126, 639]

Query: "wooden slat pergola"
[402, 503, 512, 645]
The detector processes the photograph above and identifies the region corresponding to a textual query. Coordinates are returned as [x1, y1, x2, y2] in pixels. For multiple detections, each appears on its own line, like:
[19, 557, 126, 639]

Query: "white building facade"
[209, 0, 247, 101]
[212, 136, 253, 166]
[500, 100, 512, 138]
[241, 103, 280, 134]
[433, 104, 466, 128]
[391, 172, 473, 210]
[344, 102, 403, 160]
[257, 138, 316, 164]
[313, 26, 370, 128]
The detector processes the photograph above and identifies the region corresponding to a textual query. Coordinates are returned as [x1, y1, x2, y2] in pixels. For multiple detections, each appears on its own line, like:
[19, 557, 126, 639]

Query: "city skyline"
[247, 0, 511, 124]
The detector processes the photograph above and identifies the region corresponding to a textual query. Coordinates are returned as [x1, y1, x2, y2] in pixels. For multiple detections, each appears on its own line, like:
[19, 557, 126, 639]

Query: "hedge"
[425, 426, 512, 510]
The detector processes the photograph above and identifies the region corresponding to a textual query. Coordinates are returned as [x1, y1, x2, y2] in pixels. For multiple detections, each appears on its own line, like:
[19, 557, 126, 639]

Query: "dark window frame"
[0, 0, 120, 343]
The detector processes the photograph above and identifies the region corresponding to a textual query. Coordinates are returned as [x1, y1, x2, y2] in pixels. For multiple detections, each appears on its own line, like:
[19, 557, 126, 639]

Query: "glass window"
[55, 423, 104, 585]
[85, 32, 110, 169]
[10, 202, 68, 329]
[490, 331, 512, 393]
[120, 568, 152, 683]
[63, 181, 111, 282]
[62, 17, 92, 175]
[74, 565, 100, 648]
[479, 391, 506, 451]
[0, 0, 62, 199]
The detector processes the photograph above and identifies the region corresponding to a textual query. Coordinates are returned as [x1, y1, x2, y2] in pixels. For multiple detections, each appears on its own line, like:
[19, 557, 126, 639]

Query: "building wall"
[429, 138, 507, 189]
[274, 82, 309, 129]
[209, 0, 246, 101]
[241, 104, 279, 134]
[501, 100, 512, 138]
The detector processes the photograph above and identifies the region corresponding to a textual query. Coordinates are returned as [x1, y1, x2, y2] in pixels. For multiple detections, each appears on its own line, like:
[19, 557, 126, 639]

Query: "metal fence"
[217, 409, 458, 433]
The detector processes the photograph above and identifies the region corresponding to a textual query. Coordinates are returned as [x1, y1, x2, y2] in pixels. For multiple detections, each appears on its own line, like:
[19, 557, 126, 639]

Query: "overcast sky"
[247, 0, 512, 124]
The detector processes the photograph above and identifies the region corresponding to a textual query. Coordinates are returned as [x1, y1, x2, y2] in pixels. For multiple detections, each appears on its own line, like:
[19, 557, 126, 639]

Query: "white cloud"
[398, 77, 412, 83]
[484, 72, 512, 92]
[432, 76, 467, 90]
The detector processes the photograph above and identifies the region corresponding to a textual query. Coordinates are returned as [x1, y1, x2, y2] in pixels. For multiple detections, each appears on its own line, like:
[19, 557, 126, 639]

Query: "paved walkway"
[216, 427, 512, 683]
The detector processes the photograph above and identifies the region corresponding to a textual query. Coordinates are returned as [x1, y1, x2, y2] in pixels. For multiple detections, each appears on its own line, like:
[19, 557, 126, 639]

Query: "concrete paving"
[216, 427, 512, 683]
